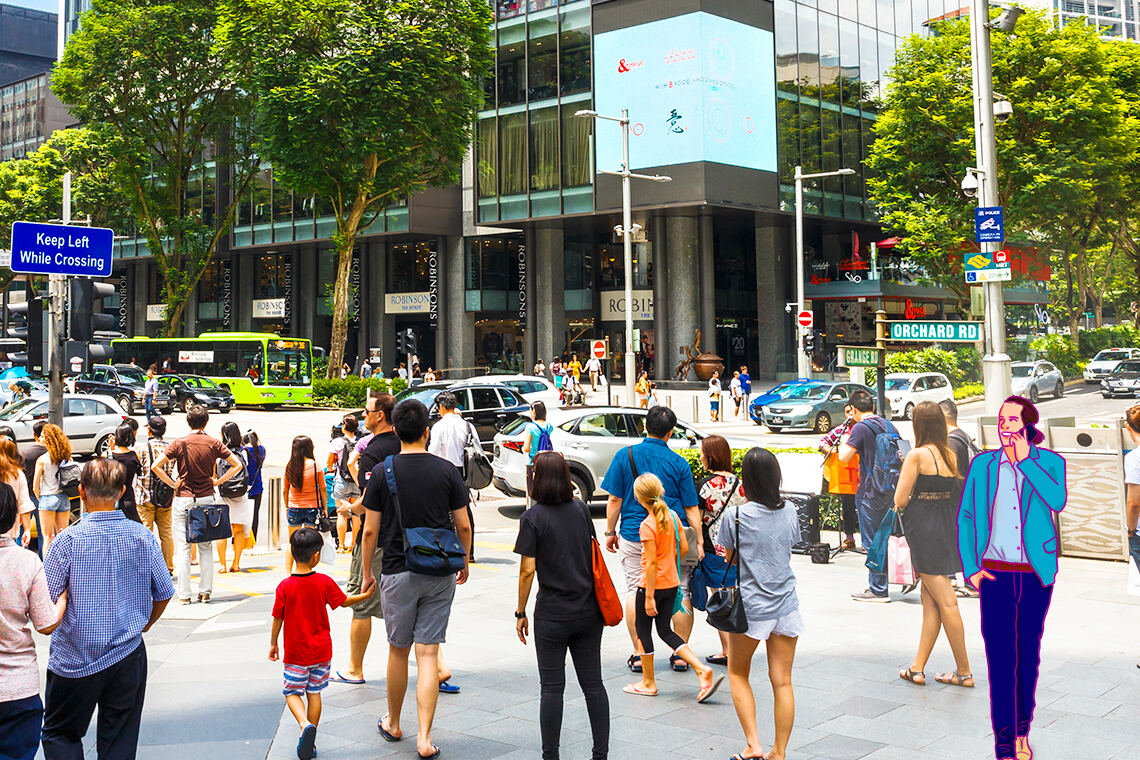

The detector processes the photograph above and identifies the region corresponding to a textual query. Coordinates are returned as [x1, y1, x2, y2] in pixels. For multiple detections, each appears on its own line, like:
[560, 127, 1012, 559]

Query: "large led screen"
[593, 12, 777, 173]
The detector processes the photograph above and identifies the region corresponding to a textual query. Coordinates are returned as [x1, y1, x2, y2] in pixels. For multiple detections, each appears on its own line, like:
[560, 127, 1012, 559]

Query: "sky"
[6, 0, 57, 13]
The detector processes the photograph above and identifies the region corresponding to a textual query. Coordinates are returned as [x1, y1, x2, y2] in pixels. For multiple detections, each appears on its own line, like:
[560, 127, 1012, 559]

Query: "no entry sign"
[591, 339, 607, 360]
[797, 310, 813, 328]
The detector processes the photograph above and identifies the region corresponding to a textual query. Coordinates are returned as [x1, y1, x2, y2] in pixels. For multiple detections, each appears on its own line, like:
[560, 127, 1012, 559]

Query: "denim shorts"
[287, 507, 322, 527]
[38, 493, 71, 512]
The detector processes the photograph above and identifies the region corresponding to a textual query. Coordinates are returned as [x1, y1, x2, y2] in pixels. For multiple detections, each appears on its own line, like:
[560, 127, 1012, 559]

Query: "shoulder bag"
[705, 508, 748, 633]
[185, 502, 232, 544]
[57, 458, 80, 499]
[463, 422, 494, 490]
[670, 512, 689, 616]
[383, 455, 467, 576]
[627, 447, 699, 566]
[579, 500, 623, 626]
[147, 442, 174, 508]
[313, 462, 334, 534]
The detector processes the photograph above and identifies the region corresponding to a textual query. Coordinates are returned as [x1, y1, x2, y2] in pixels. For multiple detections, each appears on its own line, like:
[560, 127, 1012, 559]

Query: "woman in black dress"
[110, 423, 142, 523]
[895, 401, 973, 688]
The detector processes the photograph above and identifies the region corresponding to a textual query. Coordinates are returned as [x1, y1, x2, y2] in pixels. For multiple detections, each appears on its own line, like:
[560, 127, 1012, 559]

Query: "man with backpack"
[523, 402, 554, 508]
[137, 416, 174, 573]
[839, 389, 904, 602]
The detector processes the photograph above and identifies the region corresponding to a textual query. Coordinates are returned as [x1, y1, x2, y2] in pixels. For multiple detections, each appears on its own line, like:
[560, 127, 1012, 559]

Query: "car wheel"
[1029, 385, 1039, 404]
[219, 408, 231, 414]
[1103, 392, 1113, 399]
[767, 426, 783, 433]
[903, 402, 915, 421]
[1054, 381, 1063, 399]
[569, 471, 591, 504]
[95, 434, 113, 458]
[116, 395, 133, 414]
[814, 413, 832, 434]
[182, 398, 194, 413]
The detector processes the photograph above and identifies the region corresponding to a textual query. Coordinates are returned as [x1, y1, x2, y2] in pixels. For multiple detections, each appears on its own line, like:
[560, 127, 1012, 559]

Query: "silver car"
[0, 394, 129, 456]
[1010, 360, 1064, 404]
[491, 406, 753, 502]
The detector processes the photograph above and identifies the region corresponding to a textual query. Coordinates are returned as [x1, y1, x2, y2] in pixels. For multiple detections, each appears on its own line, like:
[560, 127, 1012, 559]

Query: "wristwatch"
[604, 531, 617, 537]
[514, 611, 527, 619]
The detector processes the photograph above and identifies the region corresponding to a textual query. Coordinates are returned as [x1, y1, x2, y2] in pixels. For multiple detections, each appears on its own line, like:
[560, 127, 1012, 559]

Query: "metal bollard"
[692, 395, 700, 422]
[266, 476, 284, 551]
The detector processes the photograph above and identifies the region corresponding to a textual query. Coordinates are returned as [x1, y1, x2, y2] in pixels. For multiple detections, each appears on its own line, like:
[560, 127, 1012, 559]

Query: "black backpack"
[217, 454, 248, 498]
[337, 437, 354, 479]
[147, 442, 174, 508]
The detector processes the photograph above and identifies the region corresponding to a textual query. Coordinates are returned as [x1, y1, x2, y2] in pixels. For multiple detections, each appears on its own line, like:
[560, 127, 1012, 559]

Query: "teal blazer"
[957, 444, 1067, 586]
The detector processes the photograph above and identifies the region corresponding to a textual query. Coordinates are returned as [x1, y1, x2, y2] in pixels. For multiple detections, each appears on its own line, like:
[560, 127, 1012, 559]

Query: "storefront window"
[598, 243, 652, 290]
[476, 318, 524, 372]
[389, 241, 435, 293]
[197, 260, 223, 320]
[317, 247, 336, 317]
[257, 253, 288, 299]
[529, 107, 559, 191]
[500, 112, 527, 196]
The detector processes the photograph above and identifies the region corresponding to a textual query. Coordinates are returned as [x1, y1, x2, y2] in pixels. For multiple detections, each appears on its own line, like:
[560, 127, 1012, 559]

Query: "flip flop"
[377, 715, 401, 742]
[418, 747, 441, 760]
[697, 674, 725, 703]
[297, 724, 316, 760]
[706, 654, 728, 666]
[729, 755, 765, 760]
[621, 683, 658, 697]
[331, 671, 365, 685]
[438, 680, 460, 694]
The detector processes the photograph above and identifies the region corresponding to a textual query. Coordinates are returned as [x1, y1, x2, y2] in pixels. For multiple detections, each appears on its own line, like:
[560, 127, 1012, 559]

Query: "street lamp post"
[577, 109, 670, 404]
[794, 165, 856, 379]
[970, 0, 1018, 414]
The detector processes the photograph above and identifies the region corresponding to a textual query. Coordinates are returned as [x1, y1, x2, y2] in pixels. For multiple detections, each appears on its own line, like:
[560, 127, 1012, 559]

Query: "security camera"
[991, 6, 1024, 33]
[614, 225, 624, 237]
[993, 99, 1013, 124]
[961, 171, 979, 198]
[630, 223, 643, 235]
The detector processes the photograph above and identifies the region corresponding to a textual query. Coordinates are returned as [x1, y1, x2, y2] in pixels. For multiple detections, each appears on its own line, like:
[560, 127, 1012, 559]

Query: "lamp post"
[794, 165, 856, 379]
[970, 1, 1021, 414]
[577, 109, 671, 404]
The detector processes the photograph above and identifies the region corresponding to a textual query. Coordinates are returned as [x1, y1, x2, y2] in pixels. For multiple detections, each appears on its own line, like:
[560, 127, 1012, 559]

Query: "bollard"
[666, 394, 673, 410]
[693, 395, 700, 422]
[266, 476, 284, 551]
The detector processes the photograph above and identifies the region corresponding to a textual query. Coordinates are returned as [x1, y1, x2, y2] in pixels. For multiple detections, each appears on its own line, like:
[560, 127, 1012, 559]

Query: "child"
[270, 528, 373, 760]
[624, 474, 724, 702]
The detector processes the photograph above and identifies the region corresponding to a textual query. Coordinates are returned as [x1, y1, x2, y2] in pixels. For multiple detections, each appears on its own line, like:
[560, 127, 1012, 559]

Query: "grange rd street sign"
[838, 346, 882, 367]
[889, 321, 983, 342]
[8, 221, 114, 277]
[964, 248, 1012, 284]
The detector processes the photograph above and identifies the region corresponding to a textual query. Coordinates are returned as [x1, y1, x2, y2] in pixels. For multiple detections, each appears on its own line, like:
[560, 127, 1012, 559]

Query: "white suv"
[1083, 348, 1140, 383]
[884, 372, 954, 420]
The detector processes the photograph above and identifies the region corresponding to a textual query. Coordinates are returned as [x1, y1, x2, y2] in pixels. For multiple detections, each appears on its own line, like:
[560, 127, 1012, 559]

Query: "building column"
[699, 209, 716, 358]
[534, 224, 564, 369]
[365, 241, 396, 374]
[443, 235, 473, 372]
[131, 261, 148, 337]
[666, 211, 699, 379]
[182, 283, 198, 338]
[755, 216, 789, 380]
[652, 214, 668, 381]
[236, 253, 256, 332]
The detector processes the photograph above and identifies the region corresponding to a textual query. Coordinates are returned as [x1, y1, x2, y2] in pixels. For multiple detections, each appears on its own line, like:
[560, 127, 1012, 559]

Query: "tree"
[218, 0, 493, 377]
[867, 10, 1139, 324]
[52, 0, 258, 336]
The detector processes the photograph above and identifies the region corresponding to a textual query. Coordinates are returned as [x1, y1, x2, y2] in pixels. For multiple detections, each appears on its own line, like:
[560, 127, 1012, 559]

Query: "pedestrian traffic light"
[68, 278, 117, 342]
[802, 331, 815, 355]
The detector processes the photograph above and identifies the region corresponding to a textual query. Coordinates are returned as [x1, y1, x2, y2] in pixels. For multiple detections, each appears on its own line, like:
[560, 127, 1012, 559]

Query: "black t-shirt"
[363, 451, 470, 575]
[356, 431, 401, 490]
[947, 428, 976, 478]
[513, 499, 598, 622]
[20, 442, 46, 494]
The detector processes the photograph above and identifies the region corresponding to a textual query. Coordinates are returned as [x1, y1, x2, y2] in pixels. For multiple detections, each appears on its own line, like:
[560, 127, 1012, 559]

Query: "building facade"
[0, 3, 56, 85]
[68, 0, 1046, 381]
[1025, 0, 1140, 41]
[0, 70, 71, 161]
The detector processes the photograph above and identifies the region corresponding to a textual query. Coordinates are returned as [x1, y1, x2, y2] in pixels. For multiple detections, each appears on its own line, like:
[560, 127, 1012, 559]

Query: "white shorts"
[223, 495, 253, 527]
[618, 536, 694, 601]
[746, 608, 804, 642]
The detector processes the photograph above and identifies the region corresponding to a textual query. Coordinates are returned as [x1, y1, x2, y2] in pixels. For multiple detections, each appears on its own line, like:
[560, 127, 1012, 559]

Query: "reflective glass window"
[477, 118, 498, 198]
[876, 0, 895, 34]
[559, 6, 591, 95]
[389, 241, 435, 293]
[527, 16, 558, 101]
[500, 112, 528, 196]
[775, 0, 798, 97]
[561, 105, 592, 187]
[529, 107, 559, 191]
[497, 26, 526, 106]
[797, 4, 820, 91]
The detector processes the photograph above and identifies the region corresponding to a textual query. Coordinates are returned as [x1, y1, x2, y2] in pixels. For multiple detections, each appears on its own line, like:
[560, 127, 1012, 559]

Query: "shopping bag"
[887, 534, 915, 586]
[823, 451, 859, 495]
[321, 531, 338, 565]
[865, 509, 896, 575]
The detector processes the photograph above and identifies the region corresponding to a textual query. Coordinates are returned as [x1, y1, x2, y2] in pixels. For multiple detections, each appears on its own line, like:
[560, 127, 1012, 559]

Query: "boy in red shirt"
[270, 527, 372, 760]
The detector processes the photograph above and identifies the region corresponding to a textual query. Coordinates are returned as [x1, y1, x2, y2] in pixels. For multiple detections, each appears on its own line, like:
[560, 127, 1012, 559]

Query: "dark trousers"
[840, 493, 858, 534]
[534, 614, 608, 760]
[0, 694, 43, 760]
[42, 641, 148, 760]
[856, 494, 889, 595]
[634, 587, 685, 655]
[250, 493, 263, 540]
[980, 569, 1053, 758]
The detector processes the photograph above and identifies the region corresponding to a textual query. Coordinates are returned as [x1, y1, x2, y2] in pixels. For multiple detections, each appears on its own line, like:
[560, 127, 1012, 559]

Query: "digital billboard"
[593, 12, 777, 174]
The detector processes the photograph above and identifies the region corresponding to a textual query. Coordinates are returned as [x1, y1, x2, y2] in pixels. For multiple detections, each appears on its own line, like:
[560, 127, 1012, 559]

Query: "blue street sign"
[974, 206, 1004, 243]
[8, 221, 114, 277]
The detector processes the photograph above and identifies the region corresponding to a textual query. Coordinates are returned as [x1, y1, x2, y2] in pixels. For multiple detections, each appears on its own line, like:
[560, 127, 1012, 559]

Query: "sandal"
[956, 586, 980, 598]
[626, 654, 642, 674]
[706, 654, 728, 666]
[899, 667, 926, 685]
[935, 670, 975, 688]
[669, 653, 690, 672]
[622, 683, 657, 696]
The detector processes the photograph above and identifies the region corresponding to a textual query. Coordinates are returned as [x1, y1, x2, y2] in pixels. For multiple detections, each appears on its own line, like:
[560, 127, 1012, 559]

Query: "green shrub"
[1078, 325, 1140, 358]
[865, 346, 981, 387]
[953, 383, 984, 400]
[1028, 335, 1085, 377]
[313, 356, 329, 378]
[312, 377, 408, 407]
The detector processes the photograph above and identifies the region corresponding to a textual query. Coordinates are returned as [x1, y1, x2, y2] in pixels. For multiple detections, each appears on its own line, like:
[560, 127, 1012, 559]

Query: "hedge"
[865, 346, 981, 387]
[312, 377, 408, 408]
[1028, 335, 1084, 377]
[954, 383, 984, 400]
[1077, 325, 1140, 358]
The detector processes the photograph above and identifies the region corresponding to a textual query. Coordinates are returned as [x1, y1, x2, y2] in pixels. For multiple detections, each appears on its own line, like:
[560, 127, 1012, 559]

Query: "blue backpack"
[533, 422, 553, 453]
[861, 417, 903, 500]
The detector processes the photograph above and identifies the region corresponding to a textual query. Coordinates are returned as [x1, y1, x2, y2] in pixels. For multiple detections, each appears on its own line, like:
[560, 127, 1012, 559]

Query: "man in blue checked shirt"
[41, 457, 175, 760]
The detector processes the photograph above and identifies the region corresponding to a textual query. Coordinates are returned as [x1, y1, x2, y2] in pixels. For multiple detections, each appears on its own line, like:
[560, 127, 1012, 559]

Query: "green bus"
[110, 332, 313, 406]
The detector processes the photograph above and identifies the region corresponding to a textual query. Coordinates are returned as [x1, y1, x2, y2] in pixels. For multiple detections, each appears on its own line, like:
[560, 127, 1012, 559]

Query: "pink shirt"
[1, 471, 35, 540]
[0, 536, 56, 701]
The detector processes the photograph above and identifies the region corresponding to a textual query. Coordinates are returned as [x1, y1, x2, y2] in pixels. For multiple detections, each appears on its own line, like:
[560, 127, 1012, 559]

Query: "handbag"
[320, 530, 338, 564]
[185, 502, 232, 544]
[57, 459, 80, 499]
[705, 509, 748, 634]
[383, 456, 467, 577]
[312, 464, 334, 533]
[887, 511, 915, 586]
[581, 501, 623, 625]
[865, 509, 898, 575]
[463, 422, 493, 490]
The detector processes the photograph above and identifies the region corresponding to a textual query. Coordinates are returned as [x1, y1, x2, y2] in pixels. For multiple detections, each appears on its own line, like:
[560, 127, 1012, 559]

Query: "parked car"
[0, 377, 48, 407]
[491, 407, 753, 502]
[371, 382, 531, 447]
[1083, 348, 1140, 383]
[157, 374, 235, 413]
[1010, 360, 1064, 403]
[748, 378, 813, 424]
[884, 372, 954, 420]
[1101, 360, 1140, 398]
[465, 374, 561, 407]
[0, 394, 129, 456]
[758, 381, 873, 433]
[74, 364, 175, 415]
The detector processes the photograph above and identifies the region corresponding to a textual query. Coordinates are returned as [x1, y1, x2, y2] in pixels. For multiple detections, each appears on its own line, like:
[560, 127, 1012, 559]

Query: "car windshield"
[1012, 366, 1033, 378]
[396, 388, 441, 406]
[118, 367, 146, 384]
[501, 416, 531, 435]
[780, 383, 830, 400]
[766, 382, 803, 399]
[885, 378, 912, 391]
[1116, 362, 1140, 373]
[1095, 350, 1130, 361]
[0, 397, 39, 420]
[189, 376, 220, 388]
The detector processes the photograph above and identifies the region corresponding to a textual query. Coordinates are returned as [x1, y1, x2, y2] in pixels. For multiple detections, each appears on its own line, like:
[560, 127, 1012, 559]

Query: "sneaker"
[180, 598, 192, 606]
[198, 591, 211, 604]
[851, 589, 890, 603]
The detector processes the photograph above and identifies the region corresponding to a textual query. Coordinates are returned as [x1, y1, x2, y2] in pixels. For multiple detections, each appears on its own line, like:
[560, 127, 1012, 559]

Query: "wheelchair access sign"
[964, 248, 1012, 284]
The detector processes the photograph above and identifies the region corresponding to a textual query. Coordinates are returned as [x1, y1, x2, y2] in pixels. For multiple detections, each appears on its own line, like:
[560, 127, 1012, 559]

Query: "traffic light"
[405, 328, 417, 356]
[802, 330, 815, 355]
[1, 282, 47, 372]
[396, 330, 406, 354]
[67, 278, 115, 369]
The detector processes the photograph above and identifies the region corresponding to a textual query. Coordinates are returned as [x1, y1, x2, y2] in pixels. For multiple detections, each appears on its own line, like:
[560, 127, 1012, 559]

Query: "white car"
[1083, 348, 1140, 383]
[465, 374, 561, 408]
[884, 372, 954, 420]
[0, 394, 130, 456]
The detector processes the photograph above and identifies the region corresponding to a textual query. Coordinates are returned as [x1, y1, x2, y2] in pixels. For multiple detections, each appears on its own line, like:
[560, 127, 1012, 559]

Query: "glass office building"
[1026, 0, 1140, 40]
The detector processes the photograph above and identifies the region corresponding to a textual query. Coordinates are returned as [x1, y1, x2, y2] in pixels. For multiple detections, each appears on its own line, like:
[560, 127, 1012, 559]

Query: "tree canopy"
[52, 0, 258, 336]
[218, 0, 493, 377]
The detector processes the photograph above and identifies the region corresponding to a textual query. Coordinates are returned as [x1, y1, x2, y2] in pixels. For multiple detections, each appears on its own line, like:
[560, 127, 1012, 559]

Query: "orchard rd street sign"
[889, 321, 983, 342]
[838, 346, 882, 367]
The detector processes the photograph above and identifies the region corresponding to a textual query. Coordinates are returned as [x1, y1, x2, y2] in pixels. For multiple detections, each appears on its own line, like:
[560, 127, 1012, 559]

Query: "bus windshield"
[267, 340, 311, 386]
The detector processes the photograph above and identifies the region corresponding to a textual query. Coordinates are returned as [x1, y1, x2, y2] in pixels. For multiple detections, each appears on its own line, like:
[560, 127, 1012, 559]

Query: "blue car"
[748, 378, 813, 424]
